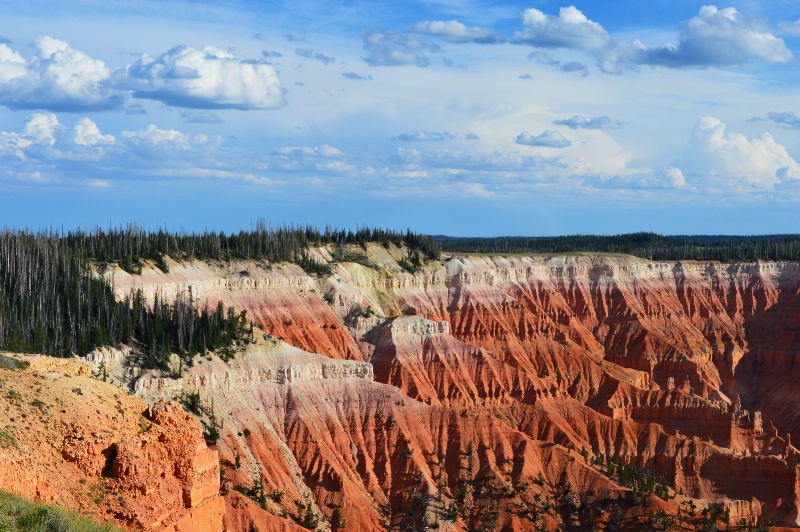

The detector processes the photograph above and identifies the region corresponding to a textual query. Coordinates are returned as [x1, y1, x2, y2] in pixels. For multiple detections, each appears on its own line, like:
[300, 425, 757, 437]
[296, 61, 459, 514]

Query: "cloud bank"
[517, 5, 791, 72]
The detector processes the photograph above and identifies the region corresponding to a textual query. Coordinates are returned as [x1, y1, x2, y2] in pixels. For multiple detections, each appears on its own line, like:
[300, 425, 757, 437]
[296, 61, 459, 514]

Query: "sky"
[2, 0, 800, 236]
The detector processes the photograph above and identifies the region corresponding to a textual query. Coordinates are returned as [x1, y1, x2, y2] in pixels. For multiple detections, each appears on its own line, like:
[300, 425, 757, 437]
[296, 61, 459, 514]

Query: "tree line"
[0, 230, 253, 365]
[437, 232, 800, 262]
[0, 224, 439, 360]
[62, 220, 439, 273]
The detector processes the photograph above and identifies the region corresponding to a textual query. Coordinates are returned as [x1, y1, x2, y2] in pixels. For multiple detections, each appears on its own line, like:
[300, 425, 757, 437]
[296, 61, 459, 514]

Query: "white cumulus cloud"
[666, 167, 688, 188]
[517, 7, 610, 50]
[120, 45, 285, 110]
[0, 36, 122, 111]
[0, 131, 32, 159]
[0, 113, 116, 167]
[516, 5, 791, 72]
[24, 112, 61, 145]
[73, 117, 115, 147]
[121, 123, 211, 151]
[686, 116, 800, 188]
[641, 6, 791, 67]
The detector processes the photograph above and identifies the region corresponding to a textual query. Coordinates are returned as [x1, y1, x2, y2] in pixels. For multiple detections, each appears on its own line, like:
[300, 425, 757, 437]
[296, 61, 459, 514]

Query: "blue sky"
[2, 0, 800, 235]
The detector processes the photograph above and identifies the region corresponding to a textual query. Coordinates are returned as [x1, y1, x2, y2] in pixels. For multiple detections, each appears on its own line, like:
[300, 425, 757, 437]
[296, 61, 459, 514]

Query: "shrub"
[31, 399, 47, 413]
[0, 430, 19, 450]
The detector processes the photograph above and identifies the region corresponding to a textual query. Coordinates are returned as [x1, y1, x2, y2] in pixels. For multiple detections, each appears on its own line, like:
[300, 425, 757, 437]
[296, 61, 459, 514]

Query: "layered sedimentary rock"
[105, 259, 362, 361]
[108, 400, 224, 531]
[94, 247, 800, 528]
[134, 339, 629, 531]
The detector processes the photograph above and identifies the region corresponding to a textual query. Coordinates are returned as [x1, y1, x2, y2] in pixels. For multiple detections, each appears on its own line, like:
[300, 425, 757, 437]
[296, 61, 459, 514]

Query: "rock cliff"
[0, 354, 224, 531]
[29, 246, 800, 529]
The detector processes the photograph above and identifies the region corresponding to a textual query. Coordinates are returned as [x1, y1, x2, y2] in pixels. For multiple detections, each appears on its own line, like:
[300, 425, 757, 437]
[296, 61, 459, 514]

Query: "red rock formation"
[223, 492, 307, 532]
[108, 400, 223, 531]
[144, 342, 631, 531]
[0, 358, 224, 531]
[105, 260, 362, 361]
[98, 249, 800, 528]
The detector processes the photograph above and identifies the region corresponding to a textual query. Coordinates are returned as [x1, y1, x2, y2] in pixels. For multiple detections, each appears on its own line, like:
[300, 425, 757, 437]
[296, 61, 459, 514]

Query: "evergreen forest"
[4, 224, 800, 363]
[0, 224, 437, 362]
[438, 232, 800, 261]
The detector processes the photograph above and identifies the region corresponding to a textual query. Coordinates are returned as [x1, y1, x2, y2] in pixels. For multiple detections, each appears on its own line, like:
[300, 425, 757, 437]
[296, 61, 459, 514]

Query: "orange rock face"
[0, 359, 223, 531]
[108, 400, 222, 531]
[97, 249, 800, 529]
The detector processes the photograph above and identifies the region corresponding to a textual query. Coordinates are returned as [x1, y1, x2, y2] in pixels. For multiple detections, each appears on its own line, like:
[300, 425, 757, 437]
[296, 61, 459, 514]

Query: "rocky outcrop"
[2, 351, 91, 376]
[134, 340, 374, 403]
[108, 401, 223, 531]
[0, 357, 224, 531]
[223, 492, 307, 532]
[104, 259, 363, 361]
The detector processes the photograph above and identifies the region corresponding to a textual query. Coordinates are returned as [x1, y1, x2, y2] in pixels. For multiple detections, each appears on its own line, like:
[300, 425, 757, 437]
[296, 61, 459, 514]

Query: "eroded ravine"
[91, 246, 800, 529]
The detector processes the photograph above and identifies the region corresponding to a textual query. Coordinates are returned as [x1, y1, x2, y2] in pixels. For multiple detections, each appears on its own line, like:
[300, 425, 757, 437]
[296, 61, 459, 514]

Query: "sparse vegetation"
[0, 354, 27, 371]
[0, 430, 19, 450]
[293, 500, 319, 530]
[181, 391, 202, 416]
[0, 489, 121, 531]
[594, 454, 671, 500]
[397, 250, 424, 274]
[201, 401, 221, 445]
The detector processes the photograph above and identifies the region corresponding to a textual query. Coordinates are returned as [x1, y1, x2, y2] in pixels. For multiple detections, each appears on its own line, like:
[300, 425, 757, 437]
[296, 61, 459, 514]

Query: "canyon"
[4, 244, 800, 530]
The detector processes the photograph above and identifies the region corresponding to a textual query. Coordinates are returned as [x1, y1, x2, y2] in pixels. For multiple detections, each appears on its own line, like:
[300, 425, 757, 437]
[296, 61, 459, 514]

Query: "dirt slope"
[0, 354, 224, 531]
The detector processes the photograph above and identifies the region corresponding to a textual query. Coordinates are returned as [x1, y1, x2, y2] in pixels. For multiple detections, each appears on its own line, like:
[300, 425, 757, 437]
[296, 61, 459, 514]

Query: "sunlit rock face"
[103, 246, 800, 528]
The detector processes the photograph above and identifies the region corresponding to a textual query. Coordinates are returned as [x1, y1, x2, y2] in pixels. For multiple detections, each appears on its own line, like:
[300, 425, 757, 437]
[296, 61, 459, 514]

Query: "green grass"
[0, 491, 121, 532]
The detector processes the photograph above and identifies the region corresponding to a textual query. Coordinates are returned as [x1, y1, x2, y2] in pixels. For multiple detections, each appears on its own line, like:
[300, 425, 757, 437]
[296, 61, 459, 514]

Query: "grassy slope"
[0, 490, 122, 532]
